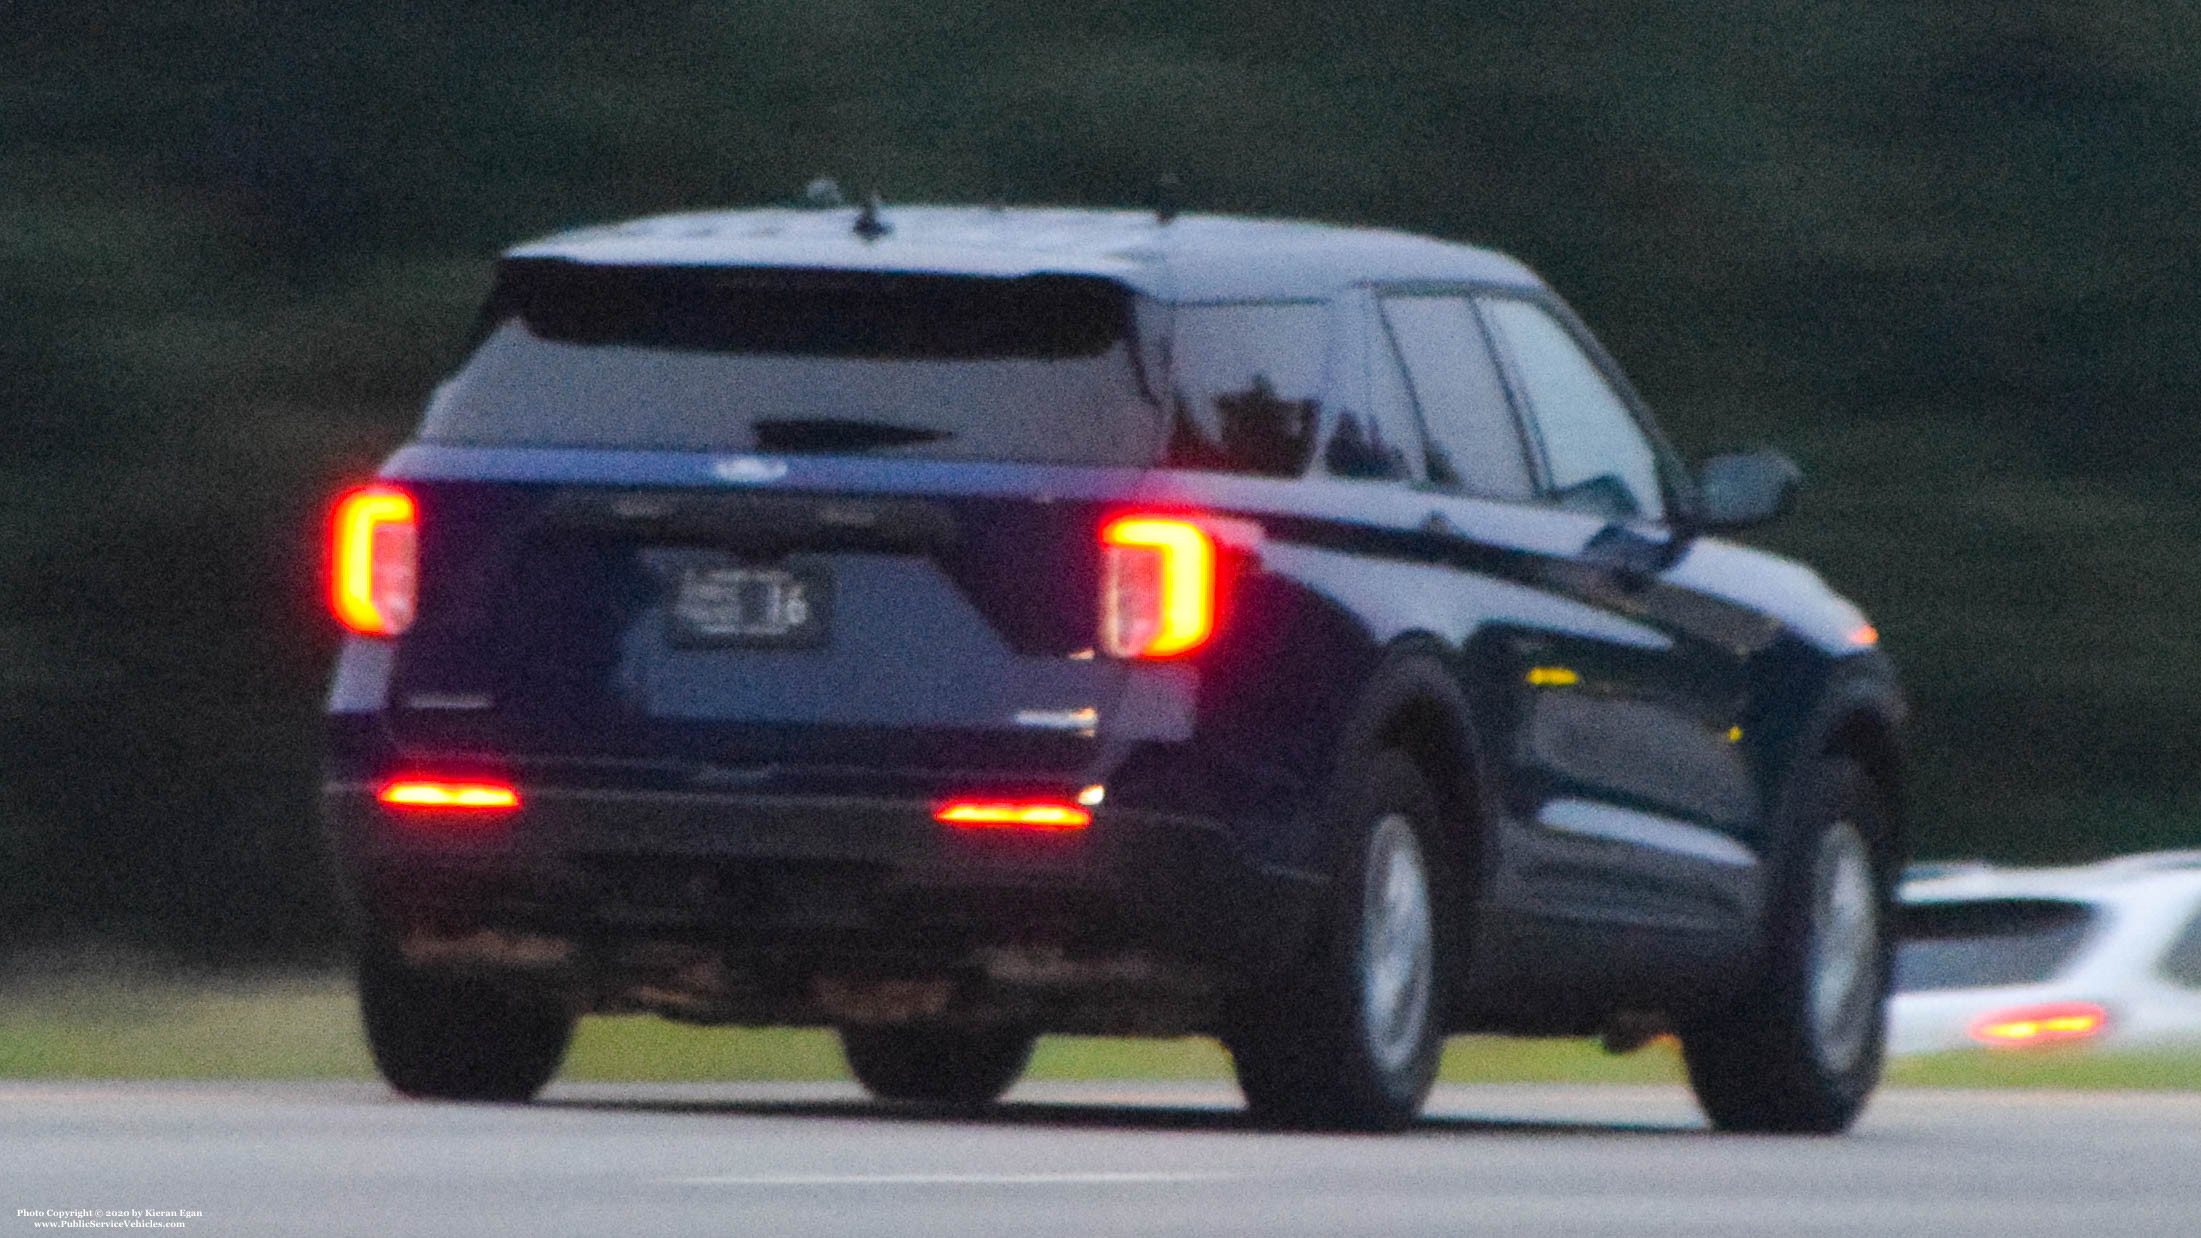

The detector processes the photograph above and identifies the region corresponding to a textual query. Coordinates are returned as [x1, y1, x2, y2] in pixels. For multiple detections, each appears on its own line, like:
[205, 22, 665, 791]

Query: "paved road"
[5, 1078, 2196, 1236]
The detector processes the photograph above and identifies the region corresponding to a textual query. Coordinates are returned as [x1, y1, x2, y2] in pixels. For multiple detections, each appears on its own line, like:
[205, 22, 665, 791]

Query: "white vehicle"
[1888, 852, 2201, 1055]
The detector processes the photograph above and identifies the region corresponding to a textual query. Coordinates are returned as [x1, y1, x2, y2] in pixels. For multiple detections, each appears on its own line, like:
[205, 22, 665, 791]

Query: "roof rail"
[2091, 849, 2201, 874]
[1901, 859, 1995, 882]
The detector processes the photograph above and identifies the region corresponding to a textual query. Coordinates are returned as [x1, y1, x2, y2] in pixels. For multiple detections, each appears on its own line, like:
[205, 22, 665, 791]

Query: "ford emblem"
[710, 456, 790, 484]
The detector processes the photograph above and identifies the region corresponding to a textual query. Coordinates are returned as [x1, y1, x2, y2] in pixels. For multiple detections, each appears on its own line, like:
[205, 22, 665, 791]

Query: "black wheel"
[838, 1024, 1036, 1106]
[1681, 756, 1892, 1134]
[358, 943, 576, 1102]
[1226, 749, 1450, 1131]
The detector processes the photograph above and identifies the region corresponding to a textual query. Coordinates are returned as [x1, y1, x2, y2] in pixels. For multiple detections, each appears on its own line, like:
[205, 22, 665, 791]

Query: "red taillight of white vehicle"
[331, 486, 418, 636]
[1967, 1001, 2109, 1048]
[1098, 513, 1260, 659]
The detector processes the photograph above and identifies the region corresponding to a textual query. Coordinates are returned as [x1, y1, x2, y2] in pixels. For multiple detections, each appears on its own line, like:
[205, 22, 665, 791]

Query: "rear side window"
[1893, 898, 2098, 993]
[2157, 903, 2201, 990]
[1161, 303, 1326, 478]
[422, 262, 1169, 466]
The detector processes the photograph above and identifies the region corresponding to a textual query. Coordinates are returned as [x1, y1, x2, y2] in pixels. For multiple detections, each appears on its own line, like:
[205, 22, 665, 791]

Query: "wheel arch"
[1810, 670, 1910, 871]
[1336, 636, 1497, 896]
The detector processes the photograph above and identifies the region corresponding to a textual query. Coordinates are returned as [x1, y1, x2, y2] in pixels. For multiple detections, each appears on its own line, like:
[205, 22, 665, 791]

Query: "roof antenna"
[802, 176, 846, 209]
[1151, 173, 1181, 225]
[853, 192, 891, 241]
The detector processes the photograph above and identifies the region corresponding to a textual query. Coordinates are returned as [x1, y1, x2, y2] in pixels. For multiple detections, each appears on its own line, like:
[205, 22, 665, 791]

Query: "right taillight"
[1098, 513, 1263, 659]
[1100, 516, 1214, 658]
[331, 485, 417, 637]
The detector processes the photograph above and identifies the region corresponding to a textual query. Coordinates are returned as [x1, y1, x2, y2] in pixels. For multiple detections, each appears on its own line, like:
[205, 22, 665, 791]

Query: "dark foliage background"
[7, 1, 2200, 958]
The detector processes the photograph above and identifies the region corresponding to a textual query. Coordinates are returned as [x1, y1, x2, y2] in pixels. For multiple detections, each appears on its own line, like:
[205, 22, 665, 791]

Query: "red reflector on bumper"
[933, 800, 1091, 830]
[378, 780, 521, 811]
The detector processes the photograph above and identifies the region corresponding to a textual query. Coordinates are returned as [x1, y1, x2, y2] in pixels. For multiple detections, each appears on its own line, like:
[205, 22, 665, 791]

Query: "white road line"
[662, 1171, 1241, 1187]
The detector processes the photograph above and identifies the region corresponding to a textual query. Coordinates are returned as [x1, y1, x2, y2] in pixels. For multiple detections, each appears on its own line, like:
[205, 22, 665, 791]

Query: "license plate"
[668, 563, 831, 647]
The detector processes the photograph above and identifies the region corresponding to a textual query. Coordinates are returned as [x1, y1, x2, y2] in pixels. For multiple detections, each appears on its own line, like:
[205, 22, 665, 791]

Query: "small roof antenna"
[853, 192, 891, 241]
[1151, 173, 1181, 225]
[802, 177, 846, 209]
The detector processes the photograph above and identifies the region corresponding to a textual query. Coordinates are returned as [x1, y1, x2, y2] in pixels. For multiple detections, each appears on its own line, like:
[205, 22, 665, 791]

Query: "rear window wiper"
[750, 418, 955, 453]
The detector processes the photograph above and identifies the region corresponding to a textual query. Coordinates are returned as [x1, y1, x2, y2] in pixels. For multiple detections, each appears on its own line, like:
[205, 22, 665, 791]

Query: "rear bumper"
[321, 780, 1318, 1030]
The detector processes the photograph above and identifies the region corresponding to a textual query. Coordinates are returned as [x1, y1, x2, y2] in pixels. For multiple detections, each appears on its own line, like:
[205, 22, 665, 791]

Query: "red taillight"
[1967, 1001, 2109, 1048]
[331, 486, 417, 636]
[1099, 514, 1258, 659]
[377, 780, 521, 811]
[934, 799, 1091, 831]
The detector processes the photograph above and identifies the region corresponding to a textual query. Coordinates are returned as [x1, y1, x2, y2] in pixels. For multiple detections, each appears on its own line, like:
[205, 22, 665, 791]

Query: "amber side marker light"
[1968, 1001, 2108, 1048]
[934, 800, 1091, 831]
[331, 486, 418, 636]
[378, 780, 521, 811]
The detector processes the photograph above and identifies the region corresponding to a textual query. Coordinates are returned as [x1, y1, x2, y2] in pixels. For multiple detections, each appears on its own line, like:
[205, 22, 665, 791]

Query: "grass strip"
[3, 975, 2199, 1090]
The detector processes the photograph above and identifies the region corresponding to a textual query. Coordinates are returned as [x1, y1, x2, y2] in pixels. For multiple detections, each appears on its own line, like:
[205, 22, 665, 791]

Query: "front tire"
[1681, 757, 1893, 1133]
[1226, 749, 1450, 1131]
[839, 1024, 1036, 1106]
[358, 944, 575, 1103]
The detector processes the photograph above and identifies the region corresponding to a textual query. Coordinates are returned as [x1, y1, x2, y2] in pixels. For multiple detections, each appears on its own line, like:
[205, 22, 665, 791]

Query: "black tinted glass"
[1892, 898, 2097, 992]
[1162, 303, 1325, 478]
[421, 262, 1168, 464]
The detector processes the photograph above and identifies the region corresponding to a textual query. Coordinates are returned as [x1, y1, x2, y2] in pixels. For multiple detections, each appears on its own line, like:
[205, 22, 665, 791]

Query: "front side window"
[1162, 303, 1327, 478]
[1378, 296, 1535, 500]
[1479, 297, 1666, 521]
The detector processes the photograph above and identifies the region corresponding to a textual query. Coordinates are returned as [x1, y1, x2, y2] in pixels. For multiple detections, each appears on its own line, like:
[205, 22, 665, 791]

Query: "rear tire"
[839, 1024, 1036, 1106]
[1681, 757, 1892, 1134]
[358, 944, 575, 1103]
[1226, 749, 1450, 1131]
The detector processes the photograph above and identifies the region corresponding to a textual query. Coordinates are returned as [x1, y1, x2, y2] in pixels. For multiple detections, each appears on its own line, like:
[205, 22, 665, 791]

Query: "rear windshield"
[1892, 898, 2098, 993]
[422, 262, 1169, 465]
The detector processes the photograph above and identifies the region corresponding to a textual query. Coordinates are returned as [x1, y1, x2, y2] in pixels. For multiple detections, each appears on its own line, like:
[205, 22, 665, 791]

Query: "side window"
[1479, 297, 1666, 522]
[1163, 303, 1326, 478]
[1378, 297, 1536, 501]
[2159, 904, 2201, 991]
[1324, 305, 1422, 482]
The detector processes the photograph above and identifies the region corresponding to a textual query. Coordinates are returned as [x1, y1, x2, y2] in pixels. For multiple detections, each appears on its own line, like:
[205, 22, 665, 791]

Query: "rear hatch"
[381, 261, 1176, 790]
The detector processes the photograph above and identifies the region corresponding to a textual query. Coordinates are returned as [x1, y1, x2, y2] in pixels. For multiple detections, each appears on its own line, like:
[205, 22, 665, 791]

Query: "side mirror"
[1696, 450, 1801, 532]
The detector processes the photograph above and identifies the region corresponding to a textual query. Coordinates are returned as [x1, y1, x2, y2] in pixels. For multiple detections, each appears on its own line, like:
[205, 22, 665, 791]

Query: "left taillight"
[331, 486, 417, 637]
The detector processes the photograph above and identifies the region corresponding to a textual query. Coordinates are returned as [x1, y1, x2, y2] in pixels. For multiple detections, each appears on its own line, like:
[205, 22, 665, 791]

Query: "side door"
[1468, 292, 1771, 935]
[1372, 293, 1716, 939]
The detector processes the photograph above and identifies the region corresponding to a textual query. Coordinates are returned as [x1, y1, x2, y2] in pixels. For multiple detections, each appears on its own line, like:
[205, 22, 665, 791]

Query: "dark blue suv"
[323, 204, 1907, 1132]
